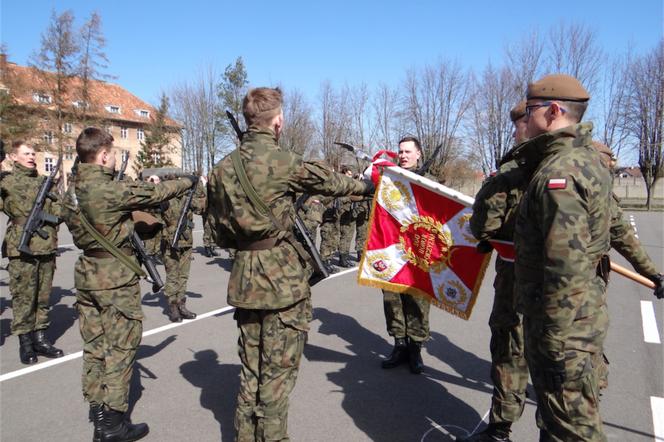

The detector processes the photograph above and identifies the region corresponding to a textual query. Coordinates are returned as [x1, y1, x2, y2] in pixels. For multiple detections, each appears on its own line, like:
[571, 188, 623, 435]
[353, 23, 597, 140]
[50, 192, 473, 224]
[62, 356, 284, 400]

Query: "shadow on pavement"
[207, 257, 233, 271]
[180, 349, 240, 442]
[47, 285, 78, 343]
[307, 307, 484, 441]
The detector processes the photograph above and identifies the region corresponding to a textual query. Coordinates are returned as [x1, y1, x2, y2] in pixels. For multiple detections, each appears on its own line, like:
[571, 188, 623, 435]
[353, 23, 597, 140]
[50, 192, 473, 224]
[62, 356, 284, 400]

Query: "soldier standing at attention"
[206, 87, 373, 442]
[319, 194, 340, 269]
[465, 101, 530, 442]
[380, 136, 431, 374]
[161, 174, 206, 322]
[200, 175, 220, 258]
[62, 127, 194, 441]
[338, 165, 357, 268]
[1, 141, 64, 365]
[514, 74, 611, 441]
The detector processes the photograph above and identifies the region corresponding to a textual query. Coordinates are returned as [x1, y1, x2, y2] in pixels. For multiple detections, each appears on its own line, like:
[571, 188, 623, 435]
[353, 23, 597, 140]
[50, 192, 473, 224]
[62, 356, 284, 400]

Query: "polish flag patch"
[547, 178, 567, 189]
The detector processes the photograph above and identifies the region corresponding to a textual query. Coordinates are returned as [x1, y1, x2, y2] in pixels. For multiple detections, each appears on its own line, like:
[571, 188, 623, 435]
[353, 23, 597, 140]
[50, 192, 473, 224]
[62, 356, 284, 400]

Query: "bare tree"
[30, 9, 79, 157]
[217, 56, 248, 153]
[347, 82, 370, 147]
[504, 29, 545, 94]
[77, 11, 111, 123]
[1, 47, 39, 141]
[624, 41, 664, 210]
[280, 87, 316, 157]
[597, 50, 631, 157]
[402, 59, 471, 175]
[316, 81, 351, 169]
[370, 82, 401, 151]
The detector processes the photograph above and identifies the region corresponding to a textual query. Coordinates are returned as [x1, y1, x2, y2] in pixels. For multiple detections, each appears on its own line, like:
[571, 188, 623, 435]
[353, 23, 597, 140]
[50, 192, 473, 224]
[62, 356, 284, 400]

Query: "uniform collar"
[77, 163, 115, 181]
[244, 127, 279, 147]
[514, 122, 593, 167]
[13, 162, 38, 177]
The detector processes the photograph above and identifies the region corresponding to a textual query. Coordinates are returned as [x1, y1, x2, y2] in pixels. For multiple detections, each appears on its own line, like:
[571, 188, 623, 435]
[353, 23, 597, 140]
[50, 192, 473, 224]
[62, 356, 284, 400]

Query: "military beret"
[592, 140, 617, 169]
[527, 74, 590, 102]
[510, 100, 527, 122]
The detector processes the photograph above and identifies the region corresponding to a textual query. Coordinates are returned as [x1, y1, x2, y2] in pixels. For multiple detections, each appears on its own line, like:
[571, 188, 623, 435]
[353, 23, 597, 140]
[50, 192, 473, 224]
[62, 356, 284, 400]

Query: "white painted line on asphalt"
[641, 300, 661, 344]
[651, 396, 664, 442]
[0, 305, 235, 383]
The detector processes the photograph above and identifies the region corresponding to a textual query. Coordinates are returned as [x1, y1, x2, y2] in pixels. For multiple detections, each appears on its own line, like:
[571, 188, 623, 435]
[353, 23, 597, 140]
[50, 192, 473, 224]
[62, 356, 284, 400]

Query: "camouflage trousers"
[339, 210, 355, 254]
[234, 297, 312, 442]
[76, 283, 144, 412]
[524, 302, 608, 442]
[488, 258, 528, 424]
[319, 219, 339, 259]
[383, 290, 430, 342]
[163, 247, 192, 303]
[354, 210, 368, 254]
[203, 217, 214, 247]
[142, 229, 163, 256]
[7, 255, 55, 335]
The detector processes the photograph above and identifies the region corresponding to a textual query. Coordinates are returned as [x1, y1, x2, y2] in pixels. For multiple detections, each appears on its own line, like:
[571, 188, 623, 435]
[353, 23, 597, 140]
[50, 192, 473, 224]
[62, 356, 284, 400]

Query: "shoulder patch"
[547, 178, 567, 189]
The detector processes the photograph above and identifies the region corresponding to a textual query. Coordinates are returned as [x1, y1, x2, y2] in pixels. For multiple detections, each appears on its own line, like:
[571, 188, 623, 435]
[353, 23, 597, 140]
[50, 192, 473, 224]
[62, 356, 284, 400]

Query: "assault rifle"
[416, 142, 443, 175]
[170, 175, 199, 250]
[226, 110, 331, 285]
[115, 151, 164, 293]
[18, 155, 62, 255]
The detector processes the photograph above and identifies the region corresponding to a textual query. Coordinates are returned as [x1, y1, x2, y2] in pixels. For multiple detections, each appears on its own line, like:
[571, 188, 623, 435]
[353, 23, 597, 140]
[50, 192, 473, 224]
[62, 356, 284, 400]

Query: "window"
[151, 152, 161, 163]
[120, 126, 128, 139]
[136, 109, 150, 118]
[106, 105, 121, 114]
[137, 128, 144, 141]
[63, 122, 72, 134]
[43, 131, 54, 145]
[33, 93, 52, 104]
[44, 157, 55, 172]
[64, 145, 74, 160]
[73, 100, 88, 108]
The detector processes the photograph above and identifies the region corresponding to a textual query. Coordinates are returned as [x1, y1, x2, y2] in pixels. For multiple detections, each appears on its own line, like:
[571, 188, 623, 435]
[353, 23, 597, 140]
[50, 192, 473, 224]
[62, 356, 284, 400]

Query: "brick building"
[0, 56, 181, 184]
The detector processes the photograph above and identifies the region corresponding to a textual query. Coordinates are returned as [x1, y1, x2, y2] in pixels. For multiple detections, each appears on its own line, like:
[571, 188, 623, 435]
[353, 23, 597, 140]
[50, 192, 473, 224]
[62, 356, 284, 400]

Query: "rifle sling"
[78, 211, 146, 278]
[230, 150, 311, 262]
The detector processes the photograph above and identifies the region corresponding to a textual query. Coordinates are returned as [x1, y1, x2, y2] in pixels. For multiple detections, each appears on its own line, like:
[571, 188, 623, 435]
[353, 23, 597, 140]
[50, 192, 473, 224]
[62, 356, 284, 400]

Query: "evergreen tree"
[133, 93, 175, 175]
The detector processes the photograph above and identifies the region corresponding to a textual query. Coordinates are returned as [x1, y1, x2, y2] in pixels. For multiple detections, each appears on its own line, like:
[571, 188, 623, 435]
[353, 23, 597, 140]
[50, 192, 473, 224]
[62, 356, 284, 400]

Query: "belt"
[10, 217, 28, 225]
[235, 237, 281, 251]
[84, 247, 134, 258]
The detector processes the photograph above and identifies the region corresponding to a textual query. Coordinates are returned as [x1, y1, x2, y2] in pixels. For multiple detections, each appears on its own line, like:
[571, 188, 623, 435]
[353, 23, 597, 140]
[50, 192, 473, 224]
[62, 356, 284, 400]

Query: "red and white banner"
[358, 166, 491, 320]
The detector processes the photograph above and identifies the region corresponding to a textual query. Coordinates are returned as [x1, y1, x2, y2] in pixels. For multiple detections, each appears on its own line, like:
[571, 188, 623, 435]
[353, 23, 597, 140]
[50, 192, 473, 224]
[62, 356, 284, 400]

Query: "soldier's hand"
[543, 359, 566, 392]
[183, 175, 199, 188]
[361, 179, 375, 196]
[476, 240, 493, 254]
[652, 273, 664, 299]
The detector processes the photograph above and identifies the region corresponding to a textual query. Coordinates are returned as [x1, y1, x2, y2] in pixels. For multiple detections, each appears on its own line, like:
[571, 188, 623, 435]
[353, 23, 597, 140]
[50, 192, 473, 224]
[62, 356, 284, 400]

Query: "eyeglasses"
[525, 101, 567, 118]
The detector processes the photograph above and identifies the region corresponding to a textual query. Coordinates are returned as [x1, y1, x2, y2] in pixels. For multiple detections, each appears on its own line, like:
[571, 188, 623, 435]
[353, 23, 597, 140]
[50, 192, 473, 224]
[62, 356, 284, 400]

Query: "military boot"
[356, 251, 362, 261]
[338, 253, 352, 268]
[33, 330, 64, 358]
[458, 422, 512, 441]
[90, 403, 104, 442]
[99, 406, 149, 442]
[178, 299, 197, 320]
[18, 333, 37, 365]
[408, 339, 424, 374]
[168, 302, 182, 323]
[381, 337, 408, 369]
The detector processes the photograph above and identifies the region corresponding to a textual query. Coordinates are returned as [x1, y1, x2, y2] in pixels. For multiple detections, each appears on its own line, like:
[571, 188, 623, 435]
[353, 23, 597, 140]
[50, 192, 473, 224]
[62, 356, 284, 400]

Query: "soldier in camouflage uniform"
[297, 194, 325, 238]
[200, 175, 220, 258]
[161, 176, 206, 322]
[1, 141, 64, 365]
[338, 165, 357, 268]
[465, 101, 530, 442]
[140, 174, 165, 264]
[61, 127, 194, 441]
[381, 136, 431, 375]
[514, 75, 611, 441]
[206, 87, 373, 442]
[319, 195, 340, 269]
[352, 192, 371, 262]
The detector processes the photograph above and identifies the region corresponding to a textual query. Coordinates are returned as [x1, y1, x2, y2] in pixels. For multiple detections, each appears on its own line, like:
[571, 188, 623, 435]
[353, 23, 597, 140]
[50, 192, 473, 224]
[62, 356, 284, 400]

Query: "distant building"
[615, 166, 643, 179]
[0, 55, 181, 184]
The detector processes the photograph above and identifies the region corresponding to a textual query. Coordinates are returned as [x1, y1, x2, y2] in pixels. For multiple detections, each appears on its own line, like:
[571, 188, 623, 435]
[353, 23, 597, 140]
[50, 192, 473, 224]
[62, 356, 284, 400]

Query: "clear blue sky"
[1, 0, 662, 107]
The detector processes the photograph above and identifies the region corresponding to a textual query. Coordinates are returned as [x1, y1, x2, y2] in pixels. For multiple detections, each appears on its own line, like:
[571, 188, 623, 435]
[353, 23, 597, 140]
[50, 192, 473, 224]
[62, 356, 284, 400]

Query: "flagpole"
[610, 261, 656, 289]
[383, 166, 475, 208]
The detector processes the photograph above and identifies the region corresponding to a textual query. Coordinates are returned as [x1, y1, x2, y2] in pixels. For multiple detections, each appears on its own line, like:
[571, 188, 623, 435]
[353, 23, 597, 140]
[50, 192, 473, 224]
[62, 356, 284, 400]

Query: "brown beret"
[510, 100, 527, 122]
[592, 140, 616, 168]
[527, 74, 590, 102]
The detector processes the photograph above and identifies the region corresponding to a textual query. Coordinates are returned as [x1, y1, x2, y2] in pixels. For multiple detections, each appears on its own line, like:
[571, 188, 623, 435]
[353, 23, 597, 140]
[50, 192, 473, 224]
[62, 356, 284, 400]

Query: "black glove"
[361, 179, 375, 196]
[543, 359, 566, 392]
[652, 273, 664, 299]
[476, 240, 493, 254]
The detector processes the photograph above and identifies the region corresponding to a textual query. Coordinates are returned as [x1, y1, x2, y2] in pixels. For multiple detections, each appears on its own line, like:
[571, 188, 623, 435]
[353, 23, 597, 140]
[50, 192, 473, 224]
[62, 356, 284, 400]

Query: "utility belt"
[84, 247, 134, 258]
[235, 237, 282, 251]
[596, 254, 610, 284]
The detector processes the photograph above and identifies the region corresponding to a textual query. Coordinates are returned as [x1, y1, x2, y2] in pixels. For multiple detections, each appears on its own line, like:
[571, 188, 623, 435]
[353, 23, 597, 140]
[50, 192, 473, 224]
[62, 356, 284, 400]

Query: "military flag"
[358, 166, 491, 320]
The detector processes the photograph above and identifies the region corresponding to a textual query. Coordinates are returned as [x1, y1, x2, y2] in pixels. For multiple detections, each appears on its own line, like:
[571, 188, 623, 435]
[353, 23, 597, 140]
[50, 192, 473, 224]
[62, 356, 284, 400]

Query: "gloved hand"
[476, 240, 493, 254]
[652, 273, 664, 299]
[361, 179, 375, 196]
[543, 359, 566, 392]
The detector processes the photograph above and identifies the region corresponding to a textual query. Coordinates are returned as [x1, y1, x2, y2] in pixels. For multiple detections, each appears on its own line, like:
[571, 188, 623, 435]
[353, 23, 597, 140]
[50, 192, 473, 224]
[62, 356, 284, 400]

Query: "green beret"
[510, 100, 527, 122]
[527, 74, 590, 102]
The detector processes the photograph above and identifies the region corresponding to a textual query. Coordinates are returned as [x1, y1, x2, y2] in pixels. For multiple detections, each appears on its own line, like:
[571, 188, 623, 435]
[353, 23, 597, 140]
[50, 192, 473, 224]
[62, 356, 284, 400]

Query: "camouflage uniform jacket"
[514, 122, 611, 362]
[207, 128, 371, 310]
[162, 180, 206, 249]
[470, 145, 528, 242]
[62, 164, 191, 291]
[1, 163, 61, 257]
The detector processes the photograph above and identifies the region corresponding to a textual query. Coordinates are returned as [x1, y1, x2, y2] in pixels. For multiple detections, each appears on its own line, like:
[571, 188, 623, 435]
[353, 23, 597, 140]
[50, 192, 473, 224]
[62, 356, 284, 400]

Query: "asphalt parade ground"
[1, 212, 663, 441]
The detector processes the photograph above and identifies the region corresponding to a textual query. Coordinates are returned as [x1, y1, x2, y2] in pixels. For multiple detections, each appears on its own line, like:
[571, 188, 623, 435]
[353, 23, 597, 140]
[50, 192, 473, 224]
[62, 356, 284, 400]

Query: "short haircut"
[242, 87, 283, 128]
[76, 127, 114, 163]
[560, 100, 588, 123]
[398, 136, 422, 153]
[10, 140, 27, 155]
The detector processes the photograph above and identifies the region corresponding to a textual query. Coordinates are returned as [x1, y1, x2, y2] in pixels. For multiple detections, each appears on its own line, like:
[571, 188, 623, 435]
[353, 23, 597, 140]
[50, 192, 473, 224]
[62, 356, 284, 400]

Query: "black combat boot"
[324, 258, 337, 273]
[338, 253, 352, 268]
[99, 406, 149, 442]
[458, 422, 512, 441]
[168, 302, 182, 323]
[381, 337, 408, 369]
[18, 333, 37, 365]
[178, 299, 197, 320]
[90, 403, 104, 442]
[356, 251, 362, 261]
[408, 339, 424, 374]
[33, 330, 64, 358]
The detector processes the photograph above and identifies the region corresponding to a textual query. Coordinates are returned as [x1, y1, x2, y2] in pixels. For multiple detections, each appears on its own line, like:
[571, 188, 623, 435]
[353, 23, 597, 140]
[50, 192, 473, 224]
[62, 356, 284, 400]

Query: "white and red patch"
[547, 178, 567, 189]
